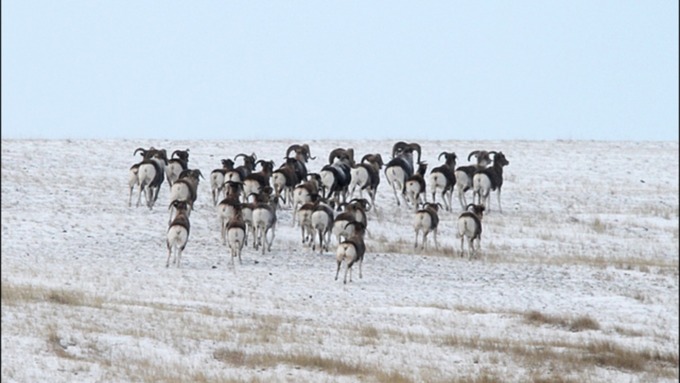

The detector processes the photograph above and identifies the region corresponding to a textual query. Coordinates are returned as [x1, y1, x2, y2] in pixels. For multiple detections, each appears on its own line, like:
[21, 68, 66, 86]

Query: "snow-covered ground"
[2, 139, 678, 383]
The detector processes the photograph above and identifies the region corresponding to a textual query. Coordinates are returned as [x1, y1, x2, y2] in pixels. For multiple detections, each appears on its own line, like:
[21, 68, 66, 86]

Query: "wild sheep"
[457, 204, 485, 259]
[168, 169, 203, 224]
[454, 150, 492, 210]
[166, 200, 191, 267]
[384, 141, 421, 206]
[128, 147, 154, 207]
[216, 195, 241, 245]
[135, 148, 168, 209]
[225, 205, 247, 265]
[166, 149, 190, 188]
[242, 159, 275, 202]
[428, 151, 457, 212]
[271, 157, 301, 208]
[320, 148, 354, 209]
[310, 200, 335, 254]
[472, 151, 510, 213]
[296, 201, 317, 246]
[348, 153, 383, 210]
[285, 143, 316, 184]
[335, 221, 367, 284]
[210, 158, 235, 206]
[413, 202, 441, 250]
[291, 173, 322, 226]
[252, 187, 281, 254]
[404, 162, 428, 211]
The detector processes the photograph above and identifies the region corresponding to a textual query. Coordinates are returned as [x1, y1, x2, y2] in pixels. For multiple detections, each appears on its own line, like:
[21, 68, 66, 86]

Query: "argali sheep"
[348, 153, 383, 210]
[457, 204, 485, 259]
[320, 148, 354, 210]
[310, 200, 335, 254]
[168, 168, 203, 224]
[384, 141, 421, 206]
[413, 202, 441, 250]
[165, 149, 190, 188]
[252, 187, 281, 255]
[271, 157, 301, 208]
[335, 221, 367, 284]
[472, 151, 510, 213]
[242, 160, 275, 203]
[291, 173, 322, 227]
[210, 158, 235, 206]
[454, 150, 492, 210]
[428, 151, 457, 212]
[296, 201, 317, 246]
[128, 147, 155, 207]
[135, 148, 168, 209]
[216, 195, 241, 245]
[224, 205, 247, 265]
[166, 200, 191, 268]
[404, 162, 428, 211]
[285, 143, 316, 185]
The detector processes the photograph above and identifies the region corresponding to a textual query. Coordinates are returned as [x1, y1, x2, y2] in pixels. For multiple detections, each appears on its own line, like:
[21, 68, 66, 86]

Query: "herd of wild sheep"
[127, 142, 510, 283]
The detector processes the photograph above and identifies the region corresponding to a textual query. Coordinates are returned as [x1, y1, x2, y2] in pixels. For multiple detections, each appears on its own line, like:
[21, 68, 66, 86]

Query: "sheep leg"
[422, 231, 429, 250]
[166, 246, 172, 267]
[433, 228, 439, 250]
[267, 225, 275, 252]
[497, 188, 502, 214]
[414, 229, 419, 249]
[335, 260, 342, 281]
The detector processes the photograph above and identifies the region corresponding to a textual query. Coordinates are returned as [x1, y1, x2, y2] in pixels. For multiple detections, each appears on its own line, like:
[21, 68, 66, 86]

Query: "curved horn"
[438, 151, 448, 162]
[361, 154, 374, 164]
[302, 144, 316, 160]
[468, 150, 482, 162]
[328, 148, 347, 164]
[133, 147, 147, 157]
[234, 153, 248, 162]
[410, 143, 422, 163]
[465, 203, 476, 211]
[392, 141, 408, 158]
[488, 151, 497, 158]
[347, 148, 355, 165]
[286, 144, 302, 158]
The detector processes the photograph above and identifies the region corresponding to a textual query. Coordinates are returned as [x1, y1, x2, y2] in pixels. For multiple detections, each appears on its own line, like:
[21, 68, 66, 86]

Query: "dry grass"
[524, 310, 600, 332]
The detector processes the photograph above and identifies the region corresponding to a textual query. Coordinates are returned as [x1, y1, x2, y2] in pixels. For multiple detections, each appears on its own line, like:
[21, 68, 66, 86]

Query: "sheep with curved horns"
[252, 186, 282, 254]
[210, 158, 235, 206]
[472, 151, 510, 213]
[128, 147, 155, 207]
[348, 153, 383, 211]
[310, 199, 335, 254]
[335, 221, 367, 284]
[320, 148, 354, 210]
[168, 168, 204, 224]
[457, 203, 485, 259]
[285, 143, 316, 182]
[165, 149, 190, 189]
[271, 157, 301, 208]
[291, 173, 322, 227]
[384, 141, 421, 206]
[135, 148, 168, 209]
[242, 159, 275, 203]
[413, 202, 441, 250]
[404, 162, 428, 211]
[166, 200, 191, 267]
[428, 151, 457, 212]
[454, 150, 492, 210]
[224, 204, 247, 265]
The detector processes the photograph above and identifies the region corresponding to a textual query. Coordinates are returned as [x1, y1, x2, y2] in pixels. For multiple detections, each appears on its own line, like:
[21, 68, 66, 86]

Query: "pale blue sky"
[2, 1, 678, 141]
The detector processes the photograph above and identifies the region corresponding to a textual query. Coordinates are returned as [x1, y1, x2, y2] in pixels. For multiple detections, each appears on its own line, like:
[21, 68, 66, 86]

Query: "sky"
[2, 1, 678, 141]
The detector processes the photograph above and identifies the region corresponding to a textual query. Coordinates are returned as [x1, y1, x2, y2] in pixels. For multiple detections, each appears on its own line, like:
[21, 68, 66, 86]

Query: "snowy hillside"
[2, 139, 678, 383]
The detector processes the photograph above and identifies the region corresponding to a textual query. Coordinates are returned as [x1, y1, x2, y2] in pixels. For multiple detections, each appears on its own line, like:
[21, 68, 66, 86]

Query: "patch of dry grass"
[524, 310, 600, 332]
